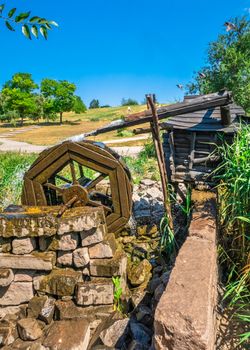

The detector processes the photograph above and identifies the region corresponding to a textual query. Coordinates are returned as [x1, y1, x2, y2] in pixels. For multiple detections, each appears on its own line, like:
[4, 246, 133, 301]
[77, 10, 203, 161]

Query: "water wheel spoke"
[70, 161, 78, 185]
[55, 174, 71, 184]
[44, 182, 64, 194]
[86, 174, 107, 190]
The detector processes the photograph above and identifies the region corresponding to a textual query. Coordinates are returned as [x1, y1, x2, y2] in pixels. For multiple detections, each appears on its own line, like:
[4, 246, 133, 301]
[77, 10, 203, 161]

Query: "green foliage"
[0, 152, 36, 209]
[0, 3, 58, 39]
[116, 128, 134, 138]
[187, 17, 250, 112]
[1, 73, 40, 125]
[73, 96, 87, 114]
[41, 79, 77, 124]
[159, 215, 177, 258]
[215, 124, 250, 344]
[123, 139, 160, 184]
[121, 98, 139, 106]
[89, 99, 100, 109]
[112, 276, 123, 313]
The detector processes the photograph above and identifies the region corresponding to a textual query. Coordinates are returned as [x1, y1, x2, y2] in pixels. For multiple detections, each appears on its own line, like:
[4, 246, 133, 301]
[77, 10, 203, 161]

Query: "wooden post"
[146, 95, 174, 231]
[220, 105, 231, 126]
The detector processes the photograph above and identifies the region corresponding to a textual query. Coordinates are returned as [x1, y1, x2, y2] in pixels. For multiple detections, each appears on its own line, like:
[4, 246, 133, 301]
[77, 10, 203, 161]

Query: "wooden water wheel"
[21, 140, 133, 233]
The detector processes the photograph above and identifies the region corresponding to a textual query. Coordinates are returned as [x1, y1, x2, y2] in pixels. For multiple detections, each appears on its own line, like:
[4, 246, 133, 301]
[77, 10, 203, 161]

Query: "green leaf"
[40, 25, 48, 40]
[8, 8, 16, 18]
[22, 24, 31, 39]
[29, 16, 40, 23]
[45, 23, 52, 30]
[31, 25, 38, 38]
[37, 18, 47, 24]
[0, 4, 5, 14]
[49, 21, 59, 27]
[5, 21, 15, 31]
[15, 12, 31, 23]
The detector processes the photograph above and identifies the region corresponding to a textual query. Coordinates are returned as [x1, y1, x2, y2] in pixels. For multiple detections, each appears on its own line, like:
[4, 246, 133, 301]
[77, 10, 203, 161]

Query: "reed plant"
[215, 124, 250, 344]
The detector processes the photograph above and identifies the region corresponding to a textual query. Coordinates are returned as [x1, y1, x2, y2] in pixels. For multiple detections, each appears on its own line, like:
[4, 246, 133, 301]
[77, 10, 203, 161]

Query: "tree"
[121, 98, 139, 106]
[73, 96, 87, 114]
[0, 3, 58, 39]
[41, 79, 77, 124]
[89, 99, 100, 109]
[187, 17, 250, 112]
[1, 73, 39, 125]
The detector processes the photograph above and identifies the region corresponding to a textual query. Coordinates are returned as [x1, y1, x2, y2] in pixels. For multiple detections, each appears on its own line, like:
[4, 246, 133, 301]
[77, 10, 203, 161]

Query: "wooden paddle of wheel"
[21, 140, 133, 233]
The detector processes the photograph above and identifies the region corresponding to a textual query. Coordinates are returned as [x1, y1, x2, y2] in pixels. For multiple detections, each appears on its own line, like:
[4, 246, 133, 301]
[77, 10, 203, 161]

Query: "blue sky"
[0, 0, 249, 105]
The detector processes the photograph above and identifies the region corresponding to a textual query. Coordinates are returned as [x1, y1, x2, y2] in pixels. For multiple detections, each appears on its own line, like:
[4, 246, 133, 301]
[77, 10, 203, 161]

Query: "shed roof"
[161, 102, 245, 133]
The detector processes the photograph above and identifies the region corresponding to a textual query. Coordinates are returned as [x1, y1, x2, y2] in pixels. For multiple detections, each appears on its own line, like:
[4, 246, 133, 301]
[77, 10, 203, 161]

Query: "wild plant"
[112, 276, 123, 313]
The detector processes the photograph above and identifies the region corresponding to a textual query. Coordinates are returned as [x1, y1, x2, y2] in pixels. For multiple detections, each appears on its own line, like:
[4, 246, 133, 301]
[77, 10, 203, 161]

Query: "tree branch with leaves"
[0, 3, 58, 39]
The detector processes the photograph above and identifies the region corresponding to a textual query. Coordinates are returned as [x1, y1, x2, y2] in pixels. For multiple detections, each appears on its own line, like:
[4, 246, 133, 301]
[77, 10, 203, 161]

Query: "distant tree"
[100, 105, 111, 108]
[41, 79, 76, 124]
[121, 98, 139, 106]
[187, 17, 250, 112]
[1, 73, 38, 125]
[73, 96, 87, 114]
[0, 3, 58, 39]
[89, 99, 100, 109]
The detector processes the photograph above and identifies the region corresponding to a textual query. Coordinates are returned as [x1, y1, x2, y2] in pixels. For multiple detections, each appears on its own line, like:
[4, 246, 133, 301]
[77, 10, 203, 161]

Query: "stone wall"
[0, 206, 127, 348]
[154, 191, 218, 350]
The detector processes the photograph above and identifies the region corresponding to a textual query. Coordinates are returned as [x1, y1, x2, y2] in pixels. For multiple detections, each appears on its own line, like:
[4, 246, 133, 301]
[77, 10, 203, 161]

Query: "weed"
[112, 276, 123, 313]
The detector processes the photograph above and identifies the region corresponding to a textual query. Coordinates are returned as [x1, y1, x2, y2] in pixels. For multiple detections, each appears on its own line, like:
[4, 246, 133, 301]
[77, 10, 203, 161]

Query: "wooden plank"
[116, 167, 130, 218]
[27, 143, 69, 179]
[70, 153, 111, 177]
[68, 143, 118, 170]
[32, 181, 47, 206]
[35, 153, 70, 184]
[23, 178, 37, 206]
[108, 216, 128, 234]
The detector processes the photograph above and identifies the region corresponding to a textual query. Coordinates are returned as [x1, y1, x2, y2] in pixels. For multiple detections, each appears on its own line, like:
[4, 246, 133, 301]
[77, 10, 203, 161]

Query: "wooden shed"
[162, 96, 246, 185]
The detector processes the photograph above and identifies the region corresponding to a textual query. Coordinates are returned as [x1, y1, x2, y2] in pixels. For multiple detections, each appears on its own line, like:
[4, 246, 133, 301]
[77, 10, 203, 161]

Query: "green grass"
[215, 124, 250, 344]
[0, 152, 36, 209]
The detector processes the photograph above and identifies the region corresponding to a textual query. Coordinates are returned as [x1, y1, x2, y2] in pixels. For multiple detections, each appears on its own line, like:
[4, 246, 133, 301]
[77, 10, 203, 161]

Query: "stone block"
[42, 319, 90, 350]
[90, 250, 127, 278]
[0, 238, 11, 253]
[17, 318, 43, 341]
[81, 225, 106, 247]
[0, 320, 18, 347]
[73, 248, 90, 268]
[0, 282, 33, 306]
[12, 237, 36, 255]
[0, 305, 27, 320]
[88, 233, 117, 259]
[128, 259, 152, 287]
[54, 300, 113, 322]
[38, 297, 55, 324]
[34, 269, 82, 297]
[0, 252, 55, 271]
[57, 207, 105, 235]
[76, 279, 114, 306]
[27, 296, 48, 318]
[154, 196, 217, 350]
[57, 251, 73, 266]
[14, 270, 39, 282]
[49, 233, 79, 251]
[0, 269, 14, 287]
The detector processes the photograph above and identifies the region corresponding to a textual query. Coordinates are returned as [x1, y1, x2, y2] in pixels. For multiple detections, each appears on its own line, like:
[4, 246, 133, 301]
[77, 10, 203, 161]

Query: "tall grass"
[215, 124, 250, 344]
[0, 152, 36, 209]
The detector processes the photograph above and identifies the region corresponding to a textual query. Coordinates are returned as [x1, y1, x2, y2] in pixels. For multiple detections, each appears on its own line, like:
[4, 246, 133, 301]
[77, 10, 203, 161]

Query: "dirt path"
[0, 131, 143, 157]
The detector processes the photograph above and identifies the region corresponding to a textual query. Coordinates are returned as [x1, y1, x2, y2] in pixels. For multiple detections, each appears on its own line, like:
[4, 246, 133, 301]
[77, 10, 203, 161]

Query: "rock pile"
[0, 206, 127, 349]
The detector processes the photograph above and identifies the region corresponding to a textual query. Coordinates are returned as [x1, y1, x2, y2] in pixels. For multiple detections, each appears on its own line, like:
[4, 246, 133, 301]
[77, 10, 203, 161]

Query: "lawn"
[0, 105, 152, 146]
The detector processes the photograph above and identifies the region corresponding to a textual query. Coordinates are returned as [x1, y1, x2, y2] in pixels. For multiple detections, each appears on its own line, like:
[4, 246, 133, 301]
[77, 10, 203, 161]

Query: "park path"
[0, 126, 144, 156]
